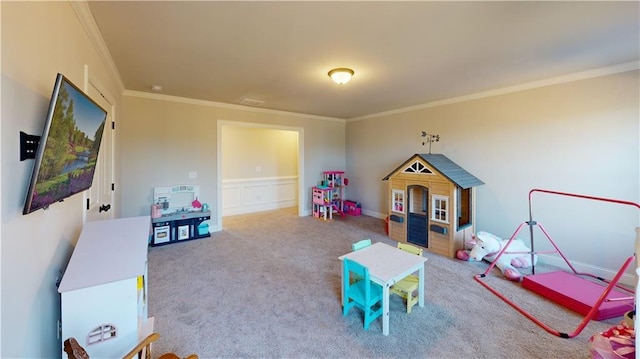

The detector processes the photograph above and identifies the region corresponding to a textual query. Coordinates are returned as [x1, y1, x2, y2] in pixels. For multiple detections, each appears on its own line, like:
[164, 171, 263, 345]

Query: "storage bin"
[348, 207, 361, 216]
[197, 223, 209, 236]
[344, 200, 361, 216]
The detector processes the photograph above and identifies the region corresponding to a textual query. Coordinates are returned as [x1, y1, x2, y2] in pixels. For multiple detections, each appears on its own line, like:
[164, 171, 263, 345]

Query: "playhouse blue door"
[407, 186, 428, 247]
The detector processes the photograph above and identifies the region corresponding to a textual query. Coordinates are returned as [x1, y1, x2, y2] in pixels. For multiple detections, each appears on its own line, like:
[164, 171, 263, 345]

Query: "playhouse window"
[431, 195, 449, 223]
[87, 324, 117, 345]
[392, 190, 405, 213]
[457, 187, 472, 229]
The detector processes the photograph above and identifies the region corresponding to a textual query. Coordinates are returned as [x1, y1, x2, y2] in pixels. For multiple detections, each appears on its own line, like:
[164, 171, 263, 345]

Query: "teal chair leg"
[342, 298, 350, 316]
[364, 305, 382, 330]
[342, 263, 354, 317]
[364, 309, 371, 330]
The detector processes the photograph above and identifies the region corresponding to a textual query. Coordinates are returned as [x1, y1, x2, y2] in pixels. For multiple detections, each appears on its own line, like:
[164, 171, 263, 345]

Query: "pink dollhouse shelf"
[522, 270, 632, 320]
[312, 171, 347, 220]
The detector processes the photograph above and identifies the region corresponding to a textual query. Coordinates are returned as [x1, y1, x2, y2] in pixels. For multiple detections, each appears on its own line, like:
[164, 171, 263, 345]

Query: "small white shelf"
[59, 216, 150, 292]
[58, 216, 152, 358]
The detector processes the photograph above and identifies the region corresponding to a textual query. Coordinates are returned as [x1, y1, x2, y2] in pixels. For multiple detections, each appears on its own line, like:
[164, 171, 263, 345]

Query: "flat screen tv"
[23, 73, 107, 215]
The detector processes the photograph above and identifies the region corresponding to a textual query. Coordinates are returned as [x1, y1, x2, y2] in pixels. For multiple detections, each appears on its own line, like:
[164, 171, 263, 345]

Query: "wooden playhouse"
[382, 154, 484, 258]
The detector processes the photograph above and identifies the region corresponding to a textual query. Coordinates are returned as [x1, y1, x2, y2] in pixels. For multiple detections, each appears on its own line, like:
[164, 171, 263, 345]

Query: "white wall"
[1, 2, 122, 357]
[118, 95, 345, 225]
[221, 126, 299, 216]
[222, 126, 298, 179]
[346, 70, 639, 282]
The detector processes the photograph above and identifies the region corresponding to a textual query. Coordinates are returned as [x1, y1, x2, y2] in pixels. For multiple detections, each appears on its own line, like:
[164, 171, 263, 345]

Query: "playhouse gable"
[383, 154, 484, 189]
[382, 156, 436, 181]
[402, 160, 434, 175]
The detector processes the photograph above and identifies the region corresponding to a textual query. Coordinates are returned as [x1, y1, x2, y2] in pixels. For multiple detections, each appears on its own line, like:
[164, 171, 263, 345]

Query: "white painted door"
[85, 82, 114, 221]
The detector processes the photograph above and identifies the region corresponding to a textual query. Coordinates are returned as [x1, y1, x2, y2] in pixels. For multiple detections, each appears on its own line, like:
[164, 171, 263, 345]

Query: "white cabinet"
[58, 216, 153, 358]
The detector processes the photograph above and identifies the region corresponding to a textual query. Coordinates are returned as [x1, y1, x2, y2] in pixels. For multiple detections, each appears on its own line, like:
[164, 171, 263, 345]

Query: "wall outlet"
[188, 171, 197, 179]
[255, 166, 262, 173]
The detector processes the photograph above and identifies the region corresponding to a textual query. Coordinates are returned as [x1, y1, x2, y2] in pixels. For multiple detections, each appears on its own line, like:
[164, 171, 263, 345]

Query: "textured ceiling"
[87, 1, 639, 120]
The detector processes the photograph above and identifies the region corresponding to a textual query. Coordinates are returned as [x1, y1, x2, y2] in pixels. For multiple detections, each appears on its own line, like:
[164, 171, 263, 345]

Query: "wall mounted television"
[23, 73, 107, 215]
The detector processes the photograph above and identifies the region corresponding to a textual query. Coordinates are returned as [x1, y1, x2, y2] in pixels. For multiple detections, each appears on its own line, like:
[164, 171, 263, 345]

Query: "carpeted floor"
[147, 208, 625, 359]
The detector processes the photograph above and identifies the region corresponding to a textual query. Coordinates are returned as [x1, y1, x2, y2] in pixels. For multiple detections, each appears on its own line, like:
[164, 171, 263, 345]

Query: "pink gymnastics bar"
[474, 188, 639, 338]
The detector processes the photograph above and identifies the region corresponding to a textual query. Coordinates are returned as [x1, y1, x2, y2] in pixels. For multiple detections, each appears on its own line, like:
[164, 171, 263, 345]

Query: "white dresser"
[58, 216, 153, 358]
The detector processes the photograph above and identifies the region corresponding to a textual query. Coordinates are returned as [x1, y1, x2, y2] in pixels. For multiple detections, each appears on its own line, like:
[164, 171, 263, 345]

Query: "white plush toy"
[456, 231, 538, 282]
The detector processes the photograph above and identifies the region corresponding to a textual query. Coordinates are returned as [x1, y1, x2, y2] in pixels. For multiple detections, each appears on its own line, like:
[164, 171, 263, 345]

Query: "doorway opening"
[216, 120, 305, 231]
[407, 185, 428, 247]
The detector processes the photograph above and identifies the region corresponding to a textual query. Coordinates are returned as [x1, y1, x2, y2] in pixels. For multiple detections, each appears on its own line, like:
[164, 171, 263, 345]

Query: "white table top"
[339, 242, 427, 285]
[58, 216, 151, 293]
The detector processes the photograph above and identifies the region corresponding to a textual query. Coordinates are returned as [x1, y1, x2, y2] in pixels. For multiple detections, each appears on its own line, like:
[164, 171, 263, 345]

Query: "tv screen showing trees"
[23, 74, 107, 214]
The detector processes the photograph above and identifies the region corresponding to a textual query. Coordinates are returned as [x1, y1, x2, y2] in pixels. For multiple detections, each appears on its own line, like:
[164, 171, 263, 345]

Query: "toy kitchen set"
[150, 184, 211, 246]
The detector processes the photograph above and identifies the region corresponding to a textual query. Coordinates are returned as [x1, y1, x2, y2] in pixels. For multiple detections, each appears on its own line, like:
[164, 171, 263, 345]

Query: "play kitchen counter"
[151, 210, 211, 246]
[150, 184, 211, 246]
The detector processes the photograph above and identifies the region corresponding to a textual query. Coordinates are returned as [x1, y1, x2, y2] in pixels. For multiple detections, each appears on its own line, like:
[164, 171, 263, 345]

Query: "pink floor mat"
[522, 271, 633, 320]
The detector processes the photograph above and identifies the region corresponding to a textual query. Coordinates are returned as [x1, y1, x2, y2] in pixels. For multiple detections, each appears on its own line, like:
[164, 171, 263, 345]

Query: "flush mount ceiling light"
[328, 68, 354, 85]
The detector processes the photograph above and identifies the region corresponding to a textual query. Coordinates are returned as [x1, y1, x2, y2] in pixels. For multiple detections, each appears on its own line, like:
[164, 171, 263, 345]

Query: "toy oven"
[153, 224, 171, 244]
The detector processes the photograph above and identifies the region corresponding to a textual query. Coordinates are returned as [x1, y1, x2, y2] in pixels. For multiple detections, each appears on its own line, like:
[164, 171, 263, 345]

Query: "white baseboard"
[362, 209, 386, 220]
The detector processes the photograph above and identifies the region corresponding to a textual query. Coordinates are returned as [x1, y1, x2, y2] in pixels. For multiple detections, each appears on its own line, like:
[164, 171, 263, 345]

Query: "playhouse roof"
[382, 153, 484, 189]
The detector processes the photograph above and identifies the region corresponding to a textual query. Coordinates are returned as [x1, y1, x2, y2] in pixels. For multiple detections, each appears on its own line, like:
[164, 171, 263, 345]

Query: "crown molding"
[69, 0, 125, 94]
[349, 60, 640, 122]
[66, 0, 638, 124]
[123, 90, 346, 123]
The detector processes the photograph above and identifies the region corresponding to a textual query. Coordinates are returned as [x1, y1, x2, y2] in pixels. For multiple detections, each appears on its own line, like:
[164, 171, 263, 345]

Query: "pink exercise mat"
[522, 271, 633, 321]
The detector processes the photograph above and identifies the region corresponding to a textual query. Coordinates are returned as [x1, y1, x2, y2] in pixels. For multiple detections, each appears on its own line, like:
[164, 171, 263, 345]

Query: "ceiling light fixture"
[328, 68, 354, 85]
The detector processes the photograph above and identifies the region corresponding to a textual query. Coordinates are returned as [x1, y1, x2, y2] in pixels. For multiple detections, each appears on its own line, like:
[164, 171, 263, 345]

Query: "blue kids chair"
[351, 238, 372, 251]
[342, 258, 383, 330]
[350, 239, 372, 283]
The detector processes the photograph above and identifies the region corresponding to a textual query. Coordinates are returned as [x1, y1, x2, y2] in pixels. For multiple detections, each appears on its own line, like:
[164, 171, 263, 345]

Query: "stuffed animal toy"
[456, 231, 538, 282]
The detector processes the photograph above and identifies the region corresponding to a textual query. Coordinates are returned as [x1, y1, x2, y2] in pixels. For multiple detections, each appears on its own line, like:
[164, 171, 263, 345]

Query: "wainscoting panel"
[222, 176, 298, 216]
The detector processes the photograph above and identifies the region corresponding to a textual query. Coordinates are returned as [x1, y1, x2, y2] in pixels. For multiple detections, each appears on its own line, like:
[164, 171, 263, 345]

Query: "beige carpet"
[146, 208, 627, 359]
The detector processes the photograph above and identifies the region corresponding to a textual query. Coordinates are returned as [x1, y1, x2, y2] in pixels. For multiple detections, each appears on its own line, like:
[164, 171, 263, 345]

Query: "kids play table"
[339, 242, 428, 335]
